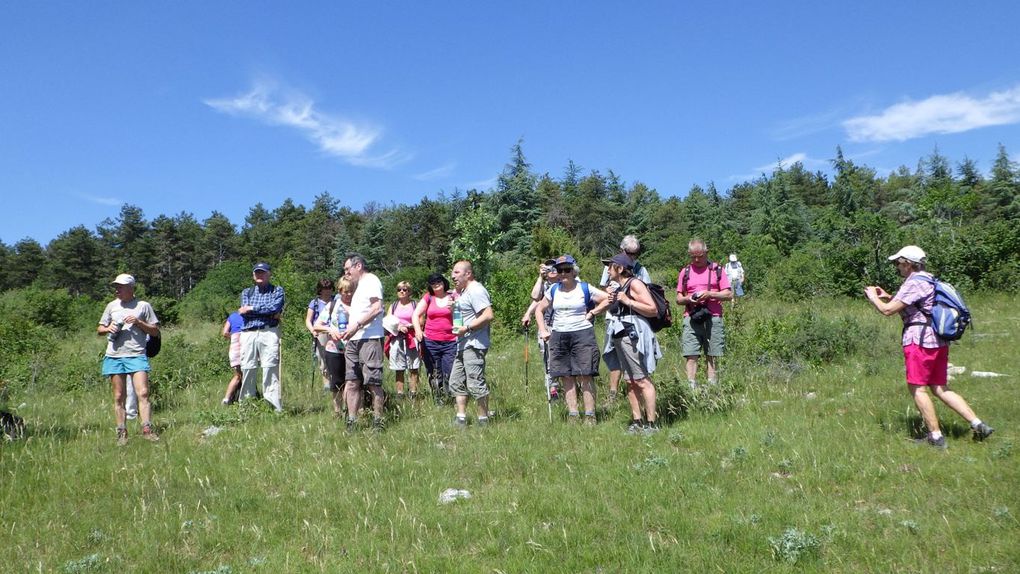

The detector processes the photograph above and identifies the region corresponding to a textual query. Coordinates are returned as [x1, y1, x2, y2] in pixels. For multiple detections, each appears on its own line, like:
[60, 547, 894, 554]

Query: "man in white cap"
[724, 253, 745, 307]
[238, 262, 286, 412]
[865, 245, 994, 448]
[97, 273, 161, 445]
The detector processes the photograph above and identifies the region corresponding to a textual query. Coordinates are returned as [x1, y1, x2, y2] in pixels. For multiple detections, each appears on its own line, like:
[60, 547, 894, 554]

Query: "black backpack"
[145, 334, 161, 358]
[621, 279, 673, 333]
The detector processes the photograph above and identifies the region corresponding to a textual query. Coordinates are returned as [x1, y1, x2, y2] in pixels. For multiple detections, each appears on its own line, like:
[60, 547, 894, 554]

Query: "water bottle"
[335, 307, 349, 348]
[452, 303, 463, 334]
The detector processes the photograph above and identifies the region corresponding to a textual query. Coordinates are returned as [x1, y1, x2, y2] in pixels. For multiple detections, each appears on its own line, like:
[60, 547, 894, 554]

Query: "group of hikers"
[98, 236, 994, 448]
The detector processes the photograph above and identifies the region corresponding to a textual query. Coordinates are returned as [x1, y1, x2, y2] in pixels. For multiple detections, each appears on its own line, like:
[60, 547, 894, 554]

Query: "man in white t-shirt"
[450, 260, 495, 427]
[341, 253, 386, 431]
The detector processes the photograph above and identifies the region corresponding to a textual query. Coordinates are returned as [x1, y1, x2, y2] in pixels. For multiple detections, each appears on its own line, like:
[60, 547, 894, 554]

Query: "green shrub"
[729, 307, 876, 367]
[178, 261, 253, 323]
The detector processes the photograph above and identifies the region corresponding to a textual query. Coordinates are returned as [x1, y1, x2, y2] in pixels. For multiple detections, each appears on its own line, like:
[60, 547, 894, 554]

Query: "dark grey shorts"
[548, 328, 600, 378]
[344, 338, 384, 386]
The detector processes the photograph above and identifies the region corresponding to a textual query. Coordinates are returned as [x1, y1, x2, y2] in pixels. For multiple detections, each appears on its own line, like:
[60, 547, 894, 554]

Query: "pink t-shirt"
[421, 293, 458, 342]
[893, 271, 945, 349]
[676, 263, 732, 317]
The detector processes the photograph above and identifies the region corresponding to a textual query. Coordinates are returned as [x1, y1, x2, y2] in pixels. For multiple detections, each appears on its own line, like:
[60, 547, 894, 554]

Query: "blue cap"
[253, 262, 272, 273]
[601, 252, 634, 271]
[554, 254, 577, 267]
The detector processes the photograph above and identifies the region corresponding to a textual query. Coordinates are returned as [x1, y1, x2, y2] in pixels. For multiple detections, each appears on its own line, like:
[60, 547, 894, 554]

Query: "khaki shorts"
[344, 338, 384, 386]
[611, 334, 650, 381]
[682, 316, 725, 357]
[449, 347, 488, 399]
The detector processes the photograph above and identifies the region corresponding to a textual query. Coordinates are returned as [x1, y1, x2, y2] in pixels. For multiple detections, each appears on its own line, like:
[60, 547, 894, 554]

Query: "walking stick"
[523, 325, 530, 388]
[542, 336, 553, 423]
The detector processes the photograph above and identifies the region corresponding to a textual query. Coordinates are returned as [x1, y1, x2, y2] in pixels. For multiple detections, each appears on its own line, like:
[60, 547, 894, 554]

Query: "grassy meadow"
[1, 295, 1018, 573]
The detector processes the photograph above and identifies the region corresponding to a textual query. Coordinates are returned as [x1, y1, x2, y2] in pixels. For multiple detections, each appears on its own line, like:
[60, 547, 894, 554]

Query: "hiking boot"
[567, 413, 580, 425]
[396, 393, 405, 401]
[913, 435, 947, 450]
[642, 422, 660, 435]
[687, 380, 699, 391]
[973, 423, 995, 441]
[345, 418, 358, 433]
[372, 417, 386, 432]
[409, 392, 418, 401]
[583, 415, 597, 427]
[142, 423, 160, 442]
[116, 427, 128, 446]
[607, 390, 618, 404]
[453, 416, 468, 429]
[627, 420, 644, 434]
[477, 417, 489, 428]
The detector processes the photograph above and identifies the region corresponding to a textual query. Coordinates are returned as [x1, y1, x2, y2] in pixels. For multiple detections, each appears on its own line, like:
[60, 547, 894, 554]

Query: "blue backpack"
[909, 275, 972, 341]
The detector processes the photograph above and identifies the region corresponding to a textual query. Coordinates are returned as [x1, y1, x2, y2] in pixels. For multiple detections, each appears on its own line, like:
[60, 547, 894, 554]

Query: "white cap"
[728, 254, 738, 262]
[111, 273, 136, 286]
[887, 245, 926, 264]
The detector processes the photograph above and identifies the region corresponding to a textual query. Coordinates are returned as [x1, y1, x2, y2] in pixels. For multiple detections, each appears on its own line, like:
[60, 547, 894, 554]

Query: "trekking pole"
[523, 325, 530, 388]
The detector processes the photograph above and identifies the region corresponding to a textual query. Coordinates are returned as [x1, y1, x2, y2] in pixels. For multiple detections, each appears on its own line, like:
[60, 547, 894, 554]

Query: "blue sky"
[3, 1, 1019, 245]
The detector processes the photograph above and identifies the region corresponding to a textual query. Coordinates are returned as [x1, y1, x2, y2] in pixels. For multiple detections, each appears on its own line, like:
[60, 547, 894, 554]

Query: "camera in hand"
[689, 305, 712, 324]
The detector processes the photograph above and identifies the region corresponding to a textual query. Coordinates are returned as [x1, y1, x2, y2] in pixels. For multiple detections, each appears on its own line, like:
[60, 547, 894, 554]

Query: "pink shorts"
[903, 344, 948, 387]
[228, 333, 242, 368]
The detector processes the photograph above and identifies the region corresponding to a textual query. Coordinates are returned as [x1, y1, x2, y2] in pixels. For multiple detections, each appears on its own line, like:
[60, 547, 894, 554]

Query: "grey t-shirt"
[456, 281, 491, 351]
[99, 298, 159, 357]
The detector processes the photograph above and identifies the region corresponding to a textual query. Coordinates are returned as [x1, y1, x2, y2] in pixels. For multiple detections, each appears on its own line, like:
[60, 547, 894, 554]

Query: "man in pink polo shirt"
[675, 238, 732, 389]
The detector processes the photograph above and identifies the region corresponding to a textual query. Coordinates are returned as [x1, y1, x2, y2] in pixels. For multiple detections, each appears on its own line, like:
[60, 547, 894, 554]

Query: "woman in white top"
[535, 255, 609, 424]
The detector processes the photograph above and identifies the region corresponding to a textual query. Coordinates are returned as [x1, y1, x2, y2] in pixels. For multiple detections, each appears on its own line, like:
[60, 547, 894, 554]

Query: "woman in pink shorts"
[865, 245, 994, 449]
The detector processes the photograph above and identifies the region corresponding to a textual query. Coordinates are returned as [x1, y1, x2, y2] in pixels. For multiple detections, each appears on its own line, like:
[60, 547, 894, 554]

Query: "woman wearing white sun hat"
[864, 245, 994, 449]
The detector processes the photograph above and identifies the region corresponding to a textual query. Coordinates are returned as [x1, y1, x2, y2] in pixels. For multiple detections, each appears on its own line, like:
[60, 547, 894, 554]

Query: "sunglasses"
[397, 287, 409, 292]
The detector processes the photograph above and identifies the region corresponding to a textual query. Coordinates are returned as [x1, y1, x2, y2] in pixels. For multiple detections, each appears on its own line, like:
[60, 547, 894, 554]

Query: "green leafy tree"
[45, 225, 105, 297]
[488, 139, 540, 255]
[7, 239, 46, 289]
[449, 201, 499, 282]
[202, 211, 238, 267]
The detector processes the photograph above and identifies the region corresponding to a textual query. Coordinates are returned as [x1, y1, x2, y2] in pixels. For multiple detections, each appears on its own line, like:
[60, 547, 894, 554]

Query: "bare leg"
[626, 379, 643, 421]
[931, 385, 978, 422]
[456, 394, 468, 417]
[706, 356, 719, 383]
[345, 381, 362, 417]
[370, 385, 386, 418]
[562, 376, 578, 413]
[331, 390, 343, 415]
[637, 378, 657, 423]
[476, 395, 489, 419]
[224, 366, 242, 403]
[131, 371, 153, 426]
[685, 357, 699, 382]
[395, 371, 406, 396]
[111, 374, 127, 427]
[608, 369, 621, 395]
[409, 368, 419, 394]
[578, 376, 596, 414]
[909, 386, 941, 434]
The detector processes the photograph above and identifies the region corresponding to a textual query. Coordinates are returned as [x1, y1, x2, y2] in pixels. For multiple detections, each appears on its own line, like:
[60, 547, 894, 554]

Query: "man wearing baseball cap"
[97, 273, 161, 445]
[237, 262, 286, 412]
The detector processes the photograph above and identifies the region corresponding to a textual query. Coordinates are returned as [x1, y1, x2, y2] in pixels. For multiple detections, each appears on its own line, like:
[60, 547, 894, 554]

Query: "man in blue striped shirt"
[238, 262, 286, 411]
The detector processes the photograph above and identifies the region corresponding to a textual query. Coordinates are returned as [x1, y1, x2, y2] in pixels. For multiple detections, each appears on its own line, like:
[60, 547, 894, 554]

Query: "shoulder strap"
[580, 281, 593, 310]
[713, 262, 722, 288]
[327, 295, 337, 320]
[390, 301, 398, 314]
[681, 266, 690, 294]
[550, 283, 559, 300]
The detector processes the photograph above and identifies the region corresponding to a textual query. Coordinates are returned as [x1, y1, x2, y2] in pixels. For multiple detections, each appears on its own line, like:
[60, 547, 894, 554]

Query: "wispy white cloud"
[75, 193, 123, 207]
[204, 81, 407, 168]
[728, 152, 828, 182]
[463, 176, 497, 190]
[843, 85, 1020, 142]
[413, 162, 457, 181]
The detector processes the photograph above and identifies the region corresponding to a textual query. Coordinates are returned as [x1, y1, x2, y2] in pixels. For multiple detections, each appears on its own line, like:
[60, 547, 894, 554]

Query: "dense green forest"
[2, 141, 1018, 309]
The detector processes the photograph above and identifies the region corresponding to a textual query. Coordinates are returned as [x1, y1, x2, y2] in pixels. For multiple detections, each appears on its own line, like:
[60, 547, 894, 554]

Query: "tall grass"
[1, 295, 1017, 572]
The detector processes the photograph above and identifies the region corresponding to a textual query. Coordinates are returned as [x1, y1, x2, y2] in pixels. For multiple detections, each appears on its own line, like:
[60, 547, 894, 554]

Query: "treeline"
[2, 141, 1019, 303]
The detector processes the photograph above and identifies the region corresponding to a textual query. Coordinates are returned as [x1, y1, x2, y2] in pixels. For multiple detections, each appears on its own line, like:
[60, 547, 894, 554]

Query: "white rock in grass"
[971, 371, 1009, 378]
[946, 364, 966, 376]
[439, 488, 471, 504]
[200, 425, 222, 439]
